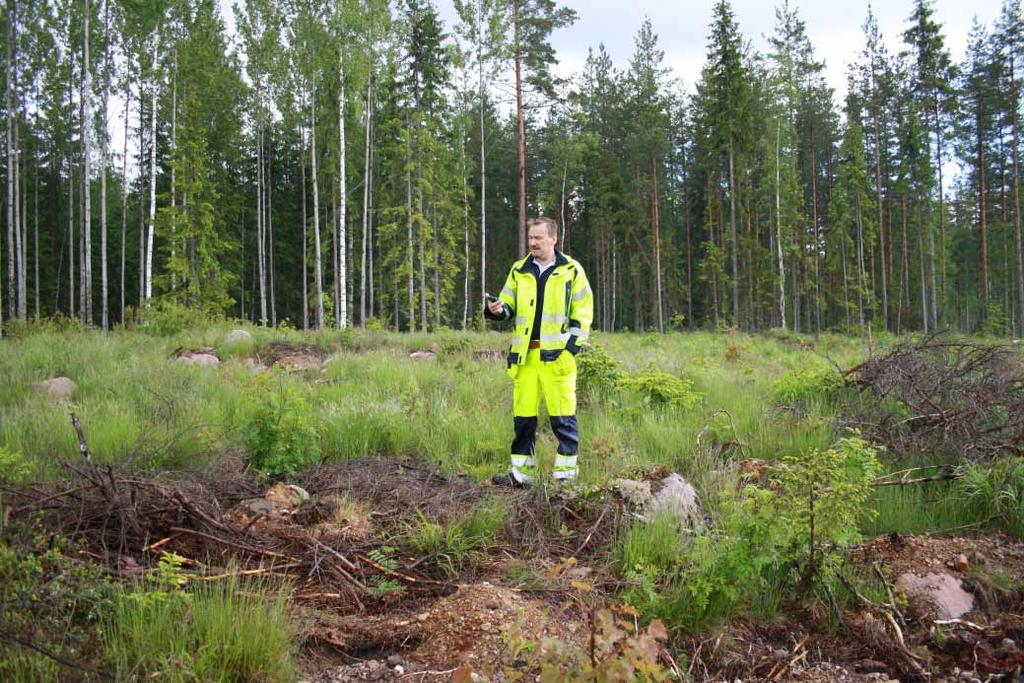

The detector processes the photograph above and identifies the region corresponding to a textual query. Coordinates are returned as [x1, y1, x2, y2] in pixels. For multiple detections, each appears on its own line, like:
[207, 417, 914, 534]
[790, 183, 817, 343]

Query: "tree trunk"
[479, 71, 487, 316]
[301, 139, 308, 330]
[513, 0, 527, 255]
[651, 152, 664, 332]
[776, 121, 787, 330]
[144, 32, 159, 306]
[256, 126, 266, 324]
[979, 101, 989, 319]
[100, 0, 110, 328]
[82, 0, 92, 323]
[120, 75, 131, 324]
[267, 132, 276, 326]
[728, 138, 739, 326]
[406, 144, 414, 331]
[1013, 57, 1024, 338]
[361, 73, 371, 327]
[170, 52, 176, 292]
[5, 0, 14, 328]
[337, 54, 347, 329]
[311, 85, 324, 329]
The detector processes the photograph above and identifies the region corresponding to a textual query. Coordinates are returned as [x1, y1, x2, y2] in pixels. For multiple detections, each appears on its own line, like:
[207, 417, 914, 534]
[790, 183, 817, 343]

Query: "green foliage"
[613, 511, 685, 576]
[575, 343, 626, 402]
[0, 537, 115, 681]
[770, 365, 845, 405]
[775, 436, 882, 578]
[142, 300, 219, 337]
[636, 437, 881, 630]
[366, 547, 407, 597]
[955, 458, 1024, 537]
[103, 575, 295, 682]
[620, 370, 702, 410]
[0, 446, 30, 485]
[243, 378, 321, 477]
[403, 497, 507, 576]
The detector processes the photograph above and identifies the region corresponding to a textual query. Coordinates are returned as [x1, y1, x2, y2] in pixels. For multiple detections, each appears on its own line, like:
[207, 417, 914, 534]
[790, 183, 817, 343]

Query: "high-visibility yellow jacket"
[488, 251, 593, 365]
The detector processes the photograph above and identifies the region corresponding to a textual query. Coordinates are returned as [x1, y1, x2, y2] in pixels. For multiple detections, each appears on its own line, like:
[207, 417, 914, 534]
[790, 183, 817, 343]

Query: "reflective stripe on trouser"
[510, 348, 579, 483]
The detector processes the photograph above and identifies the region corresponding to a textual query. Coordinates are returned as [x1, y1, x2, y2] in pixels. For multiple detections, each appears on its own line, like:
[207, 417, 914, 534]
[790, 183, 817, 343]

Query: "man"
[485, 216, 593, 487]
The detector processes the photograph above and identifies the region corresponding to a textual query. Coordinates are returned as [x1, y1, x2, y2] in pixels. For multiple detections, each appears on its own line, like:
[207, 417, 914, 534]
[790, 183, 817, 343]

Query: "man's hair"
[527, 216, 559, 238]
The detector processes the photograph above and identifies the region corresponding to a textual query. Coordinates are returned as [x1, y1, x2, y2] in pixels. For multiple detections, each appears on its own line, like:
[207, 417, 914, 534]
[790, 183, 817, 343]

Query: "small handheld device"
[485, 292, 499, 303]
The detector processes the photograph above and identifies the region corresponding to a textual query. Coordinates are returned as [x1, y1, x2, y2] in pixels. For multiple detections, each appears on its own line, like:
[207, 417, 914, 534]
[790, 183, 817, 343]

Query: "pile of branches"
[844, 336, 1024, 461]
[3, 423, 454, 611]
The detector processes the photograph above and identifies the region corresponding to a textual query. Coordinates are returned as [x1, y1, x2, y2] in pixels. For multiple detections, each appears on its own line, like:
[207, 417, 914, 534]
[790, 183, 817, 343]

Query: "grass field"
[3, 322, 1023, 679]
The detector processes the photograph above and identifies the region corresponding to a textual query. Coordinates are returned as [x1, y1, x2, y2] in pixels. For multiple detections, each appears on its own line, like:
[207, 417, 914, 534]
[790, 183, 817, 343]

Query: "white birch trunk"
[775, 121, 787, 330]
[301, 140, 308, 330]
[82, 0, 92, 324]
[100, 0, 110, 329]
[337, 53, 347, 329]
[4, 0, 13, 329]
[256, 126, 266, 324]
[120, 75, 130, 323]
[144, 32, 159, 305]
[311, 85, 324, 329]
[267, 133, 276, 326]
[360, 73, 371, 327]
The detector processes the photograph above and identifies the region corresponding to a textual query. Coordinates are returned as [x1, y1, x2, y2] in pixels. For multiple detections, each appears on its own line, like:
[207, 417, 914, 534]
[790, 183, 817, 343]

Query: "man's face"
[528, 224, 557, 262]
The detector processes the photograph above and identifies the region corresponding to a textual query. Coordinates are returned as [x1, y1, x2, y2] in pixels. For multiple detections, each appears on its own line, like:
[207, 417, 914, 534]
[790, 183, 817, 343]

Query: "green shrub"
[575, 343, 625, 401]
[142, 300, 218, 337]
[0, 538, 114, 681]
[770, 365, 845, 405]
[647, 437, 881, 630]
[620, 370, 701, 410]
[243, 379, 321, 477]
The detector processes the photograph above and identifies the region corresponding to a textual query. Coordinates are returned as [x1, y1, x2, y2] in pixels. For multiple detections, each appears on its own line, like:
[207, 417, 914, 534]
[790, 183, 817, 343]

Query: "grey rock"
[896, 571, 975, 619]
[35, 376, 76, 402]
[225, 329, 252, 344]
[386, 655, 405, 667]
[177, 353, 220, 367]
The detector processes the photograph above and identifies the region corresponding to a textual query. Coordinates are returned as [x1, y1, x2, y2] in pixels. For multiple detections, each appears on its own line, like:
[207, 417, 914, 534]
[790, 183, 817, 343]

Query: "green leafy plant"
[243, 378, 321, 477]
[0, 537, 115, 681]
[770, 366, 845, 405]
[620, 370, 701, 410]
[575, 343, 626, 402]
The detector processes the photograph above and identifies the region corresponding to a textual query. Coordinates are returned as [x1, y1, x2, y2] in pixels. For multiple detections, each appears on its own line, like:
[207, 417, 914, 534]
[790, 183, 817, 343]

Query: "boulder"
[176, 353, 220, 367]
[896, 571, 975, 619]
[225, 329, 252, 344]
[648, 473, 702, 527]
[615, 472, 702, 529]
[35, 377, 76, 402]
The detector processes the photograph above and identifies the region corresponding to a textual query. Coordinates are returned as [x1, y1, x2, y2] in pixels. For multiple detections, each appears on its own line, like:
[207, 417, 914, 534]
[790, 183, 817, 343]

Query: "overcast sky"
[429, 0, 1004, 101]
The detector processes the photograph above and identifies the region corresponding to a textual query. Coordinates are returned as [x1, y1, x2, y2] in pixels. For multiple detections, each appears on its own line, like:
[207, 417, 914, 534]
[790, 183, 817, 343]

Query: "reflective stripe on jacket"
[496, 251, 593, 365]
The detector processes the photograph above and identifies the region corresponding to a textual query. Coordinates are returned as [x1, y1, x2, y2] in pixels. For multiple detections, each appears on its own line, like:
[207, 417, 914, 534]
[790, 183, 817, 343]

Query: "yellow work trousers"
[509, 348, 579, 484]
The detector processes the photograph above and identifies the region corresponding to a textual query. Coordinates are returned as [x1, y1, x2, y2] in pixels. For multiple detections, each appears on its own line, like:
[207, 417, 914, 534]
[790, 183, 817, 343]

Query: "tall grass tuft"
[103, 575, 295, 682]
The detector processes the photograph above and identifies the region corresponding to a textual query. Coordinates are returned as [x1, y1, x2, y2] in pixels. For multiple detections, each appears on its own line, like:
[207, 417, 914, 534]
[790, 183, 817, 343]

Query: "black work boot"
[491, 472, 529, 489]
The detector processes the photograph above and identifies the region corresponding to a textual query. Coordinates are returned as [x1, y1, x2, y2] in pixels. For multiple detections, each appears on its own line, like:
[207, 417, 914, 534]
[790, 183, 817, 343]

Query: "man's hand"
[486, 299, 504, 317]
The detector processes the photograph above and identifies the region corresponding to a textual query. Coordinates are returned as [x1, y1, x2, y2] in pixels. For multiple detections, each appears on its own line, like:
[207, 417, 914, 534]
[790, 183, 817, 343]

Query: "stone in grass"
[175, 350, 220, 367]
[35, 377, 76, 402]
[224, 329, 252, 344]
[615, 472, 703, 529]
[896, 571, 975, 619]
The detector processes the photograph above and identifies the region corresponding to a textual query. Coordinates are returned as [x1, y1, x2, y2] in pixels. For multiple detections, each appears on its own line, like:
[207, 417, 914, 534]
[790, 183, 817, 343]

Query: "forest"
[1, 0, 1021, 338]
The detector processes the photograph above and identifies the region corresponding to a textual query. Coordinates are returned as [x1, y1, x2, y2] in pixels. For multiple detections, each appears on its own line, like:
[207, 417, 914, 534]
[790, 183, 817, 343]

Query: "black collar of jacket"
[517, 250, 569, 274]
